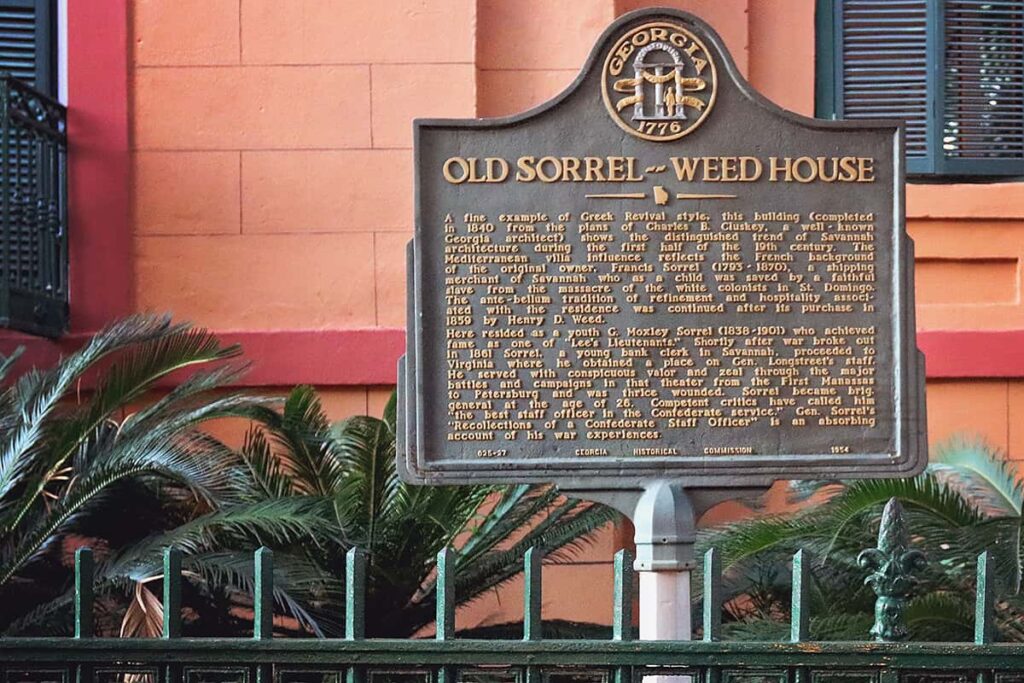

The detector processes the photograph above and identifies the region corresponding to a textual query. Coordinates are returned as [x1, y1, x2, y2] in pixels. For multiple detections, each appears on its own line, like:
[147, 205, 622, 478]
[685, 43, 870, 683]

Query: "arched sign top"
[602, 21, 717, 141]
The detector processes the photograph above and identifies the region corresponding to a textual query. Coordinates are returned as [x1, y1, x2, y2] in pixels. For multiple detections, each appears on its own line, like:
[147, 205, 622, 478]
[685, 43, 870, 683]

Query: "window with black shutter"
[816, 0, 1024, 179]
[0, 0, 65, 338]
[0, 0, 55, 95]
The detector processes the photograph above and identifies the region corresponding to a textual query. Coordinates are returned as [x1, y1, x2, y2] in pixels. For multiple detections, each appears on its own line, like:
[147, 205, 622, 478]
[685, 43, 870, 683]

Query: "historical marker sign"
[398, 9, 927, 489]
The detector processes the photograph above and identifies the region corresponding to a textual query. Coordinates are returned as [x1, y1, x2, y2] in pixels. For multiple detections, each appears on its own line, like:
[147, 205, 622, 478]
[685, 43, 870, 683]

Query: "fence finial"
[857, 497, 927, 642]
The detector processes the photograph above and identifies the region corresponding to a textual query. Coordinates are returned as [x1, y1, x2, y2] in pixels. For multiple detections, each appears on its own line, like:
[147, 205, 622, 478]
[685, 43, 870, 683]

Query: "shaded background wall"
[127, 0, 1024, 628]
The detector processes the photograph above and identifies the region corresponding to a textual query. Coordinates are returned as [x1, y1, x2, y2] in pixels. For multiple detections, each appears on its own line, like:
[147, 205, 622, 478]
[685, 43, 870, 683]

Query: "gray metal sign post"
[633, 483, 696, 641]
[567, 483, 764, 641]
[399, 7, 925, 640]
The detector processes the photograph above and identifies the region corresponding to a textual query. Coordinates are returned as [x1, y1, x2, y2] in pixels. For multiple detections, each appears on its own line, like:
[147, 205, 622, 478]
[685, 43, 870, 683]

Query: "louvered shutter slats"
[944, 0, 1024, 162]
[840, 0, 932, 160]
[823, 0, 1024, 175]
[0, 4, 38, 84]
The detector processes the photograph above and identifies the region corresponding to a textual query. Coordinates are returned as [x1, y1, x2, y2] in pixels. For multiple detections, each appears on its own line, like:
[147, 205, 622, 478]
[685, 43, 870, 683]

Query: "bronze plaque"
[398, 8, 926, 488]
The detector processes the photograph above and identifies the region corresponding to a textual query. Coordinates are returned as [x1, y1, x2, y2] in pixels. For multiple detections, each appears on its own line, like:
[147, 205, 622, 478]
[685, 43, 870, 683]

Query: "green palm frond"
[452, 500, 617, 606]
[945, 515, 1024, 593]
[457, 486, 552, 562]
[0, 317, 369, 636]
[119, 394, 276, 447]
[0, 346, 23, 382]
[0, 315, 179, 500]
[0, 429, 245, 584]
[931, 437, 1024, 516]
[722, 618, 789, 641]
[995, 593, 1024, 642]
[240, 427, 298, 499]
[382, 391, 398, 432]
[828, 475, 981, 531]
[103, 498, 331, 577]
[233, 387, 623, 637]
[723, 613, 875, 642]
[538, 500, 619, 563]
[0, 371, 75, 507]
[332, 413, 400, 549]
[708, 473, 984, 571]
[701, 514, 820, 569]
[3, 354, 622, 640]
[184, 550, 337, 637]
[809, 613, 873, 641]
[0, 368, 43, 470]
[62, 324, 241, 442]
[699, 434, 1024, 643]
[1, 585, 76, 636]
[903, 591, 975, 642]
[123, 362, 254, 433]
[0, 314, 243, 540]
[251, 386, 342, 497]
[381, 484, 493, 581]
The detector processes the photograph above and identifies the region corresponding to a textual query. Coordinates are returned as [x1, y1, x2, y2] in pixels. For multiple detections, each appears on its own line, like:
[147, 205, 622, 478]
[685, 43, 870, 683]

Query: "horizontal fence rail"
[1, 498, 1021, 683]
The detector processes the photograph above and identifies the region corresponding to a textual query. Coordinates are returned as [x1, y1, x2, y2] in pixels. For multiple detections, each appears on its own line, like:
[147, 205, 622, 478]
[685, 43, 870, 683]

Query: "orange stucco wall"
[129, 0, 1024, 628]
[130, 0, 1024, 456]
[132, 0, 478, 416]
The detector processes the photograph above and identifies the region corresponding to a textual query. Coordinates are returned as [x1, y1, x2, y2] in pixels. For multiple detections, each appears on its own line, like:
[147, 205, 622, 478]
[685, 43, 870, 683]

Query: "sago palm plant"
[240, 387, 620, 637]
[0, 315, 328, 636]
[700, 438, 1024, 642]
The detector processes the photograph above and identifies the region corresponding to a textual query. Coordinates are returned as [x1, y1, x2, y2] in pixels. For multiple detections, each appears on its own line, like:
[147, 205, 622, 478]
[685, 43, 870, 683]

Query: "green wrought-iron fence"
[1, 498, 1020, 683]
[0, 72, 67, 337]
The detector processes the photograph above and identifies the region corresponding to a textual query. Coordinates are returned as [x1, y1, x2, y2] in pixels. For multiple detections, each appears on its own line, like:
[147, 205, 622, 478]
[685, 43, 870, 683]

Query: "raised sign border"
[398, 8, 927, 488]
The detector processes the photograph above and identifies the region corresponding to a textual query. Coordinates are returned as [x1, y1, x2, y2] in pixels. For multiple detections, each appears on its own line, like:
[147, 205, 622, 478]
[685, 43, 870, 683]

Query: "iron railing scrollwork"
[0, 72, 68, 337]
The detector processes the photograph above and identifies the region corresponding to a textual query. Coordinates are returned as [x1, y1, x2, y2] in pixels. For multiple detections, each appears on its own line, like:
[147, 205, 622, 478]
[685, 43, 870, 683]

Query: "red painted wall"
[66, 0, 133, 330]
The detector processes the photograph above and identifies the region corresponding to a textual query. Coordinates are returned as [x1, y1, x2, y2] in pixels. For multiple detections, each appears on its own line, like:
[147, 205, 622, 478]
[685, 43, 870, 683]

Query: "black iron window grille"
[0, 73, 66, 337]
[0, 0, 65, 337]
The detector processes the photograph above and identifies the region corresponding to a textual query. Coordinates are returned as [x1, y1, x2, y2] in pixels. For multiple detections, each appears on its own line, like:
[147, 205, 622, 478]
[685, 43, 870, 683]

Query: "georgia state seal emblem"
[601, 21, 717, 142]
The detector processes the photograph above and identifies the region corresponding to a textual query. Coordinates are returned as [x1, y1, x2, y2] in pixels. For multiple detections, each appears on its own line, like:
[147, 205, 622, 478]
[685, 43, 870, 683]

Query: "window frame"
[815, 0, 1024, 180]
